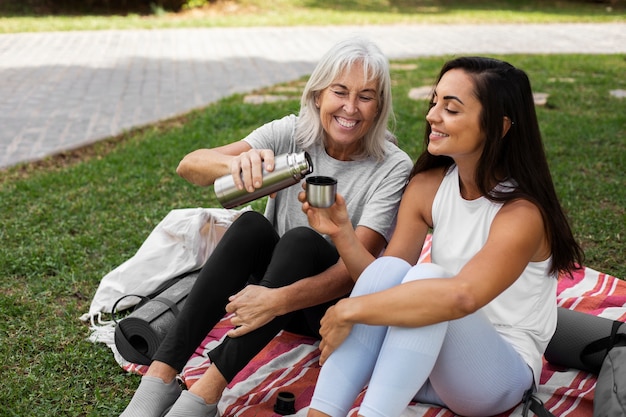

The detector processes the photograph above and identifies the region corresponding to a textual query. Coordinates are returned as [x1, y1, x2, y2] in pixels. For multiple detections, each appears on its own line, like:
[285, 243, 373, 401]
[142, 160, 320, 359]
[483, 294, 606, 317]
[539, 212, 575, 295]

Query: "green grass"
[0, 0, 624, 33]
[0, 53, 624, 415]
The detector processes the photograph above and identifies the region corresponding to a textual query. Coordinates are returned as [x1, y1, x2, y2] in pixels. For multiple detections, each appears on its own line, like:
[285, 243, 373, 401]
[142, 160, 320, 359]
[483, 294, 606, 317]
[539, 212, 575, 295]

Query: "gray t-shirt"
[243, 114, 412, 242]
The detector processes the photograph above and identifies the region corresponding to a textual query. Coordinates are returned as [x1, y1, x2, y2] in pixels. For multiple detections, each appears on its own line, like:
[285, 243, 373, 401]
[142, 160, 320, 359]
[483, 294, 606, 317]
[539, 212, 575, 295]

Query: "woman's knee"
[275, 227, 337, 261]
[402, 263, 452, 284]
[260, 227, 338, 287]
[280, 226, 322, 246]
[224, 211, 278, 246]
[231, 211, 272, 234]
[351, 256, 411, 296]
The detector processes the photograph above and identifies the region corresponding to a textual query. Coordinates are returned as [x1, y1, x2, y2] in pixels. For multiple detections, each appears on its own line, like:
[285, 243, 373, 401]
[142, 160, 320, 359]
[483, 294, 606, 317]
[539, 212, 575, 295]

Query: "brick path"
[1, 23, 625, 169]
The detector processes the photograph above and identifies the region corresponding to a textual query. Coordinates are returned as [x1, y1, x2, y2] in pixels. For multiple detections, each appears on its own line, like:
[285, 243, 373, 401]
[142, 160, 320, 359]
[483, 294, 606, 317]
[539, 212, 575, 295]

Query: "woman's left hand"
[317, 302, 353, 365]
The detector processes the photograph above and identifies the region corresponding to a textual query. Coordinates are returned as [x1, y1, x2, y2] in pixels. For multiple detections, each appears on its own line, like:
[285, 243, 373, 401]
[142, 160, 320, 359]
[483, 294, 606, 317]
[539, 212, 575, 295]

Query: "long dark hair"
[410, 56, 583, 277]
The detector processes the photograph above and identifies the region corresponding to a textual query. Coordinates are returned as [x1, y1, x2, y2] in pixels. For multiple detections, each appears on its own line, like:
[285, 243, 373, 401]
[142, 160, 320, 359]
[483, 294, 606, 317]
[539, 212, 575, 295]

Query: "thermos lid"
[292, 151, 313, 176]
[273, 391, 296, 415]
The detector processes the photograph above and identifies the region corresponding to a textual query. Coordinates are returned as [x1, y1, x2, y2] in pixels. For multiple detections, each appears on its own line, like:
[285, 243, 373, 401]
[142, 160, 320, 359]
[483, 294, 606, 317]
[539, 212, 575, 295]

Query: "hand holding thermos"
[214, 151, 313, 208]
[215, 150, 338, 212]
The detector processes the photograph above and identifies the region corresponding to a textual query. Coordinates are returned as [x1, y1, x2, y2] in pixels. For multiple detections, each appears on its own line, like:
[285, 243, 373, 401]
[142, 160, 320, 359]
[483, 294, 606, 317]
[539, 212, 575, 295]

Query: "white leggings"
[309, 257, 533, 417]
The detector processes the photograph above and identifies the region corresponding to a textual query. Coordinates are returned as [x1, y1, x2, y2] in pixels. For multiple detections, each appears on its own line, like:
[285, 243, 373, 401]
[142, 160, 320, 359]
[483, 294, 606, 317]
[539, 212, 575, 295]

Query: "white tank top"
[431, 165, 557, 387]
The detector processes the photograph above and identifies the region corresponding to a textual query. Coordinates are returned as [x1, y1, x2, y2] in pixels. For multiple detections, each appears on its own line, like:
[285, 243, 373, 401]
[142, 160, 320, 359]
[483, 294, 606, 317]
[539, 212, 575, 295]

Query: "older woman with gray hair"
[120, 37, 412, 417]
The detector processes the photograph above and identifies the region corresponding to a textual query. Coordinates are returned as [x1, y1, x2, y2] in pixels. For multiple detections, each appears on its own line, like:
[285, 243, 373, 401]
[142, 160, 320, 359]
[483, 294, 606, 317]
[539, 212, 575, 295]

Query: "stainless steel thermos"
[214, 151, 313, 209]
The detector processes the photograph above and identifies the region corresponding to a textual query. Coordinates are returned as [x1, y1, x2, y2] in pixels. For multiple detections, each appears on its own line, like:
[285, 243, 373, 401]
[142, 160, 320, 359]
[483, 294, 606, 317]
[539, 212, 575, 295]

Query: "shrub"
[1, 0, 192, 14]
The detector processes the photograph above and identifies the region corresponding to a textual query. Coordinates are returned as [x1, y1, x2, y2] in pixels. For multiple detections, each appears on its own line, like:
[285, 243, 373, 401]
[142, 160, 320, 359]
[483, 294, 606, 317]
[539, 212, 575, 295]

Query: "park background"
[0, 1, 624, 415]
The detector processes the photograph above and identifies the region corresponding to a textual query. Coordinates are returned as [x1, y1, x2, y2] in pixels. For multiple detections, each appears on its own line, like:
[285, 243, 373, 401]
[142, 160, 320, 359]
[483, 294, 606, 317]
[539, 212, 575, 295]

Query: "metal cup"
[306, 176, 337, 208]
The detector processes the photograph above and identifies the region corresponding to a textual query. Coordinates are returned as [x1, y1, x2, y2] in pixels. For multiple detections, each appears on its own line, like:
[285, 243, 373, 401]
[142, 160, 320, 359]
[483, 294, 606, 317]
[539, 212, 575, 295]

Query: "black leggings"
[153, 211, 340, 382]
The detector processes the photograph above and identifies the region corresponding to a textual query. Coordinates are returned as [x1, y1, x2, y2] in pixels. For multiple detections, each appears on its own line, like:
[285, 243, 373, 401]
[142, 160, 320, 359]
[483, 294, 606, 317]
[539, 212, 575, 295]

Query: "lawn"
[0, 0, 624, 33]
[0, 52, 624, 415]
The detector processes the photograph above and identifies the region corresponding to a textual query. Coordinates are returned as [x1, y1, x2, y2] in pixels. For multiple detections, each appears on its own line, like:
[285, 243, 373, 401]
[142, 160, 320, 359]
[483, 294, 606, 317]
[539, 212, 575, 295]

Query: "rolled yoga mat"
[114, 270, 200, 365]
[545, 307, 626, 374]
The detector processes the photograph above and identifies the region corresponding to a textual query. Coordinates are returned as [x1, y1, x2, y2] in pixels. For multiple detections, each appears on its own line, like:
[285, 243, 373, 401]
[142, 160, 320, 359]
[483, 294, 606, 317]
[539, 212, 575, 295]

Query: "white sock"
[120, 376, 181, 417]
[164, 390, 218, 417]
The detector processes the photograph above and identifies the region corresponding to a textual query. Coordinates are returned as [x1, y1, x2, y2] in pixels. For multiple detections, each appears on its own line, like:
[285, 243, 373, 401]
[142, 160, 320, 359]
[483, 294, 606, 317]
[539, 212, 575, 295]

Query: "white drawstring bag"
[81, 206, 251, 349]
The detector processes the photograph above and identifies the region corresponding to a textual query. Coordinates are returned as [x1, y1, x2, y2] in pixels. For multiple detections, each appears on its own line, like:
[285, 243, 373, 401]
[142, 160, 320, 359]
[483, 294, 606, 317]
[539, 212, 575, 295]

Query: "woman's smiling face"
[426, 68, 485, 165]
[317, 62, 380, 160]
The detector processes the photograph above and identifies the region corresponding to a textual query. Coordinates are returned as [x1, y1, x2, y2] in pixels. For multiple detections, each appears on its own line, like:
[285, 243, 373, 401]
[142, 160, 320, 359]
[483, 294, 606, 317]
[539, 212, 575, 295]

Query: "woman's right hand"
[317, 301, 354, 365]
[230, 149, 275, 193]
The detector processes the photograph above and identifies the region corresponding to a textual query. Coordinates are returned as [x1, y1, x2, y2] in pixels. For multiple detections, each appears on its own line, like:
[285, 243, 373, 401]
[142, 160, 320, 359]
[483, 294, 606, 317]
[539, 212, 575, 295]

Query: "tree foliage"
[1, 0, 197, 14]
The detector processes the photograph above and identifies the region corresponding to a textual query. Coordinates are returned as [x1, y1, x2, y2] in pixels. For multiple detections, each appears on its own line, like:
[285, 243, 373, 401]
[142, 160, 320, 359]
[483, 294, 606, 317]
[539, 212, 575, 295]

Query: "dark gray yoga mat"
[114, 271, 199, 365]
[545, 307, 626, 374]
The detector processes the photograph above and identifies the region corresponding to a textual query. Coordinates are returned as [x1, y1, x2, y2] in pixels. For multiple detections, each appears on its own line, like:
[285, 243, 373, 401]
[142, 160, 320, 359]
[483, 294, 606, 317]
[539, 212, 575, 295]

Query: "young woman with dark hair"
[302, 56, 584, 417]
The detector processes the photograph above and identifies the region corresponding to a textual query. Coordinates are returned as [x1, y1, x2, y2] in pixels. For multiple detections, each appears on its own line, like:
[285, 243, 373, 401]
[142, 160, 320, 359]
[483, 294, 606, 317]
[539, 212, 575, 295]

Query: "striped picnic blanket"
[121, 239, 625, 416]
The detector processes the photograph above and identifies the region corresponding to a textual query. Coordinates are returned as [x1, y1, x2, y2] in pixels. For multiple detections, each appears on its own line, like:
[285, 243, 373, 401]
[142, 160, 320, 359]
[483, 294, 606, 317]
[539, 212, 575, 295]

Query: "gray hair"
[295, 37, 395, 160]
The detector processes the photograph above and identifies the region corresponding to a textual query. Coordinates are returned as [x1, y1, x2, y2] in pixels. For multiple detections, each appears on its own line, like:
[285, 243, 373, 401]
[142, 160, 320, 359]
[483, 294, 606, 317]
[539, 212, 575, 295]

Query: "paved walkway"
[1, 23, 625, 169]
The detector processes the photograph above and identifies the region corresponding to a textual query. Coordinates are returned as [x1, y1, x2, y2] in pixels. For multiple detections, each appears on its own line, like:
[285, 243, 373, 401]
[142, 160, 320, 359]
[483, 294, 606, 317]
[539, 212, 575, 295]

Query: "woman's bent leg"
[360, 262, 531, 417]
[208, 227, 340, 382]
[309, 257, 412, 417]
[359, 263, 451, 417]
[418, 311, 532, 416]
[121, 212, 279, 417]
[154, 211, 280, 372]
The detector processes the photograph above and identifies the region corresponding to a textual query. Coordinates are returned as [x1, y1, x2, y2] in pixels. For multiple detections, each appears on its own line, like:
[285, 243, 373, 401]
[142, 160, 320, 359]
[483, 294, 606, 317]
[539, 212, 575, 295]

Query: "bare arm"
[301, 194, 377, 280]
[314, 172, 550, 364]
[274, 225, 386, 312]
[333, 198, 549, 328]
[301, 170, 440, 279]
[176, 141, 276, 192]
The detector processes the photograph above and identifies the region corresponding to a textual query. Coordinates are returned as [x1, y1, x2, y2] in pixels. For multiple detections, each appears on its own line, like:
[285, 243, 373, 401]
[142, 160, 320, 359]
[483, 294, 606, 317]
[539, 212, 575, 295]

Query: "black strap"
[522, 389, 556, 417]
[152, 296, 180, 317]
[110, 270, 197, 323]
[580, 320, 626, 369]
[112, 293, 182, 324]
[111, 294, 150, 324]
